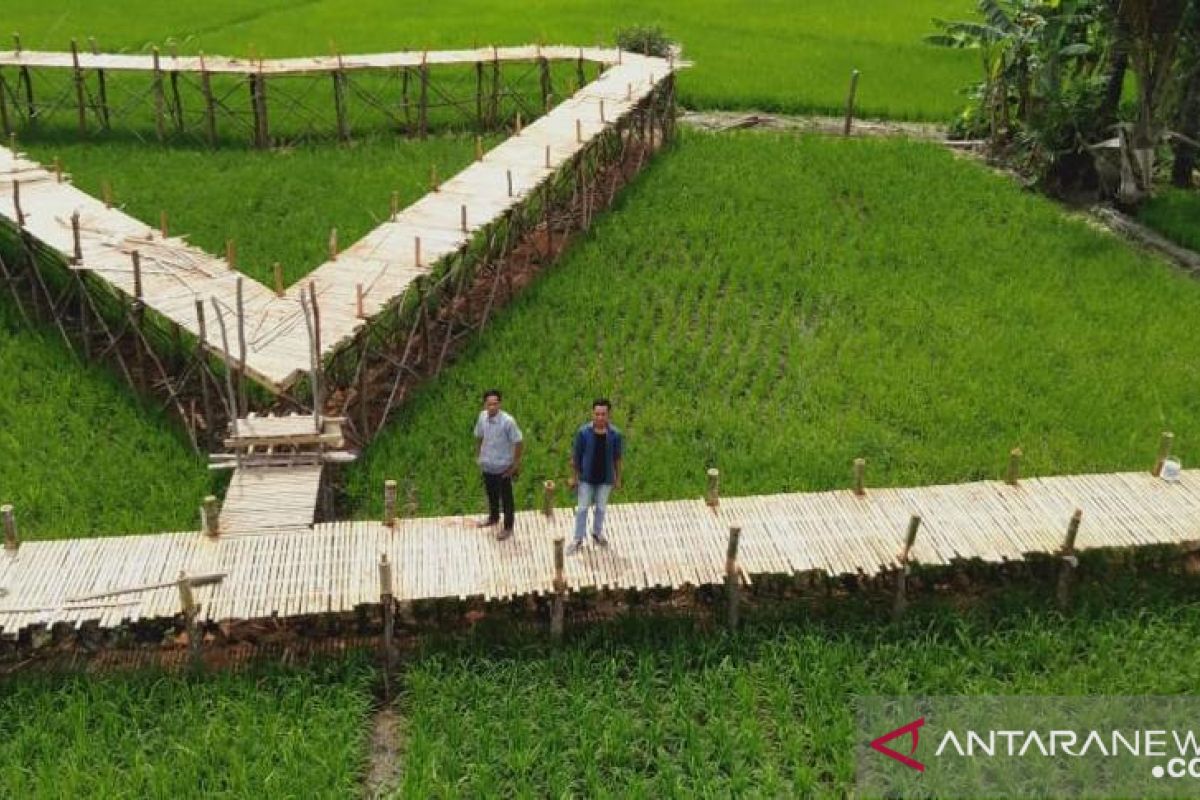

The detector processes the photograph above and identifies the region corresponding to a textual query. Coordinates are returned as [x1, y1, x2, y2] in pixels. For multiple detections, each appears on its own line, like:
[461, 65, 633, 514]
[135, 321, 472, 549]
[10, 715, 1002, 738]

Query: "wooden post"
[202, 495, 220, 537]
[539, 56, 552, 112]
[542, 480, 555, 518]
[506, 169, 513, 197]
[70, 39, 87, 136]
[490, 51, 500, 128]
[0, 68, 9, 136]
[429, 163, 439, 192]
[725, 526, 742, 629]
[384, 479, 398, 527]
[475, 61, 484, 128]
[2, 504, 17, 550]
[853, 458, 866, 497]
[176, 571, 202, 667]
[333, 67, 349, 142]
[475, 135, 483, 161]
[1006, 447, 1022, 486]
[102, 180, 112, 208]
[70, 211, 81, 263]
[1153, 431, 1175, 477]
[514, 111, 522, 134]
[1056, 509, 1082, 611]
[328, 227, 338, 261]
[194, 299, 215, 447]
[130, 249, 143, 300]
[460, 204, 468, 233]
[235, 276, 247, 415]
[270, 262, 283, 297]
[390, 190, 399, 221]
[199, 56, 217, 147]
[544, 144, 551, 169]
[893, 514, 921, 620]
[551, 537, 566, 639]
[225, 238, 236, 268]
[152, 47, 166, 142]
[575, 51, 585, 92]
[575, 118, 582, 143]
[356, 283, 365, 318]
[414, 236, 422, 268]
[90, 37, 110, 131]
[379, 554, 396, 684]
[159, 210, 168, 238]
[169, 64, 184, 135]
[51, 156, 62, 183]
[705, 467, 720, 508]
[11, 179, 23, 227]
[843, 69, 860, 136]
[599, 99, 605, 124]
[417, 59, 429, 139]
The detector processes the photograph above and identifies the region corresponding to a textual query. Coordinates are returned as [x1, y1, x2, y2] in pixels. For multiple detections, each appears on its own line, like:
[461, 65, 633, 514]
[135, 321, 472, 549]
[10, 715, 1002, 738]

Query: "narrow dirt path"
[363, 703, 405, 799]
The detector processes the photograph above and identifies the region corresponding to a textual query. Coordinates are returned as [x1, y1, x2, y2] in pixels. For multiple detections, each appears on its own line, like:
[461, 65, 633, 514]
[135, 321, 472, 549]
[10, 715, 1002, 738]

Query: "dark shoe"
[592, 533, 609, 548]
[496, 527, 514, 542]
[478, 517, 499, 528]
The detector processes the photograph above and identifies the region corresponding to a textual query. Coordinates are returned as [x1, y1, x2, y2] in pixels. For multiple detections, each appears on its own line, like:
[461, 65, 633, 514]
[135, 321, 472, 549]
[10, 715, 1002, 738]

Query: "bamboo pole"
[417, 57, 428, 139]
[414, 236, 422, 268]
[11, 179, 23, 227]
[152, 47, 166, 142]
[176, 570, 203, 667]
[200, 55, 216, 146]
[0, 68, 9, 136]
[159, 210, 168, 238]
[725, 526, 741, 629]
[102, 179, 112, 208]
[551, 537, 566, 639]
[225, 238, 236, 268]
[70, 211, 81, 263]
[843, 69, 860, 136]
[1056, 509, 1083, 611]
[705, 467, 720, 508]
[893, 514, 921, 620]
[194, 299, 215, 448]
[2, 504, 17, 551]
[460, 204, 468, 232]
[273, 262, 284, 297]
[853, 458, 866, 497]
[542, 480, 555, 518]
[235, 277, 247, 415]
[380, 553, 396, 692]
[333, 62, 349, 142]
[69, 39, 86, 136]
[89, 37, 110, 131]
[390, 190, 399, 221]
[1153, 431, 1174, 477]
[202, 495, 220, 537]
[1006, 447, 1022, 486]
[384, 479, 398, 527]
[328, 227, 338, 261]
[356, 283, 365, 318]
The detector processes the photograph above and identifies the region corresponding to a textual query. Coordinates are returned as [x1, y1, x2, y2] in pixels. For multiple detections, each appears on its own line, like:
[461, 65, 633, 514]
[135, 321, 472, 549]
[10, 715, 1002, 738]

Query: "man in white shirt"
[473, 389, 524, 540]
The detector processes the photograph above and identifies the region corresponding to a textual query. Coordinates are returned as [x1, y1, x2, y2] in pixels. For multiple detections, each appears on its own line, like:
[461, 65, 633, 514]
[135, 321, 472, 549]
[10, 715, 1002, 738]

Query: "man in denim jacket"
[567, 399, 624, 554]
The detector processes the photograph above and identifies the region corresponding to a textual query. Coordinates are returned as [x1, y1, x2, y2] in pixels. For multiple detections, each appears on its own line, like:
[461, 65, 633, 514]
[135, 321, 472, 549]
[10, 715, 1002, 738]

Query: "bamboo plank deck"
[0, 46, 683, 393]
[2, 468, 1199, 638]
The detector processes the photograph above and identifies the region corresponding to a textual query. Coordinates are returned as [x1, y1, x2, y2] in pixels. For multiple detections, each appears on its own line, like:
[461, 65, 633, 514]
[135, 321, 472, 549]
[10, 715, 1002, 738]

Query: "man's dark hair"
[483, 389, 502, 401]
[592, 398, 611, 410]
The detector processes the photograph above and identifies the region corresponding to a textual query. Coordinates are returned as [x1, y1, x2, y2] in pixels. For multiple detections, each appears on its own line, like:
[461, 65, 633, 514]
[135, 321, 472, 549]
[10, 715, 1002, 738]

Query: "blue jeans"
[574, 482, 613, 542]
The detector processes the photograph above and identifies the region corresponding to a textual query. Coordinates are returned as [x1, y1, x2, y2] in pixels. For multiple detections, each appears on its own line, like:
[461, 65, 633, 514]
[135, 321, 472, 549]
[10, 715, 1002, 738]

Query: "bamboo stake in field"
[225, 238, 236, 268]
[152, 47, 166, 142]
[209, 297, 241, 442]
[390, 190, 398, 221]
[199, 53, 216, 146]
[1006, 447, 1022, 486]
[506, 169, 513, 197]
[460, 204, 468, 233]
[11, 179, 23, 227]
[298, 286, 322, 430]
[70, 39, 87, 135]
[706, 467, 720, 509]
[551, 537, 566, 639]
[356, 283, 365, 318]
[893, 514, 921, 620]
[328, 227, 338, 261]
[235, 277, 247, 415]
[2, 504, 17, 550]
[89, 37, 111, 131]
[1153, 431, 1174, 477]
[414, 236, 422, 268]
[384, 479, 398, 527]
[380, 553, 396, 696]
[202, 495, 220, 537]
[843, 69, 860, 136]
[475, 136, 483, 161]
[725, 526, 742, 629]
[542, 480, 555, 518]
[70, 211, 81, 263]
[1056, 509, 1082, 611]
[159, 210, 168, 238]
[101, 179, 112, 208]
[853, 458, 866, 497]
[273, 262, 284, 297]
[176, 570, 203, 668]
[429, 164, 439, 192]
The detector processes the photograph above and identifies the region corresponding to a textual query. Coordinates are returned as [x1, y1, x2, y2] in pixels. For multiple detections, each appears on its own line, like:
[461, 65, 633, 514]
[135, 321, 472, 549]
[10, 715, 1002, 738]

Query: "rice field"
[5, 0, 975, 121]
[1139, 189, 1200, 254]
[348, 132, 1200, 519]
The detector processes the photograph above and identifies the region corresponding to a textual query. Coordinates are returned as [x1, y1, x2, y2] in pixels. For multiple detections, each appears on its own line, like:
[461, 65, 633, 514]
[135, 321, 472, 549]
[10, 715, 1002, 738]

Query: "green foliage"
[0, 655, 376, 799]
[1138, 188, 1200, 251]
[350, 133, 1200, 518]
[615, 24, 674, 58]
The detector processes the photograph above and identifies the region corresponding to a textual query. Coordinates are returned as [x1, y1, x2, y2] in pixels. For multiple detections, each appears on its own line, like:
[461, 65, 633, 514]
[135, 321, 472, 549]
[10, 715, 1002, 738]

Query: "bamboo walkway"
[0, 46, 682, 391]
[2, 469, 1198, 638]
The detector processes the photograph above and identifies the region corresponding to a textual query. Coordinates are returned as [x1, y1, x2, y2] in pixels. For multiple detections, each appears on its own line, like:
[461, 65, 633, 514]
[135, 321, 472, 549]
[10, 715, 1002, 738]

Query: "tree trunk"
[1099, 50, 1128, 129]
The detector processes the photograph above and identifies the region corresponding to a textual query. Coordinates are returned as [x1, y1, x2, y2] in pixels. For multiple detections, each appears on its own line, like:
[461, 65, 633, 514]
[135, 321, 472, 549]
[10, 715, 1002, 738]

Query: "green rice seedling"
[1138, 189, 1200, 253]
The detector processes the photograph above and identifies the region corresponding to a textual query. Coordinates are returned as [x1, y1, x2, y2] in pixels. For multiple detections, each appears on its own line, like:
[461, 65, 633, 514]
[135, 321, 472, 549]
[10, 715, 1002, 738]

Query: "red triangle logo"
[869, 716, 926, 772]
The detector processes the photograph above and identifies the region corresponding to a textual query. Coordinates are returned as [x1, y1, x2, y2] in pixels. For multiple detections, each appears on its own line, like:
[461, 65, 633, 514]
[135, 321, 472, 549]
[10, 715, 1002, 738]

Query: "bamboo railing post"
[705, 467, 720, 509]
[1006, 447, 1022, 486]
[69, 39, 86, 136]
[273, 262, 284, 297]
[70, 211, 81, 263]
[333, 57, 349, 142]
[89, 37, 111, 131]
[539, 55, 552, 112]
[53, 156, 61, 183]
[490, 49, 500, 128]
[355, 283, 365, 318]
[159, 210, 168, 239]
[1056, 509, 1082, 611]
[0, 67, 9, 136]
[309, 281, 322, 407]
[1153, 431, 1175, 477]
[417, 55, 429, 139]
[544, 144, 551, 169]
[102, 179, 112, 208]
[152, 47, 166, 142]
[202, 495, 220, 537]
[384, 479, 398, 527]
[194, 299, 215, 447]
[390, 190, 399, 221]
[506, 169, 513, 197]
[475, 135, 483, 161]
[379, 553, 396, 693]
[542, 480, 556, 518]
[2, 504, 18, 551]
[235, 276, 247, 415]
[200, 54, 216, 146]
[893, 514, 921, 620]
[414, 236, 422, 268]
[460, 204, 468, 233]
[853, 457, 866, 497]
[130, 250, 147, 391]
[11, 179, 23, 227]
[329, 227, 338, 261]
[474, 61, 484, 127]
[225, 238, 236, 268]
[176, 570, 202, 668]
[429, 163, 439, 192]
[843, 69, 860, 136]
[725, 526, 742, 630]
[551, 537, 566, 639]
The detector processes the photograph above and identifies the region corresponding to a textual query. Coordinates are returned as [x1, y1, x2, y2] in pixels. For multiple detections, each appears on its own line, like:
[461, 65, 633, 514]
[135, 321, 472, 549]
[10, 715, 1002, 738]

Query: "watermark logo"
[869, 717, 926, 772]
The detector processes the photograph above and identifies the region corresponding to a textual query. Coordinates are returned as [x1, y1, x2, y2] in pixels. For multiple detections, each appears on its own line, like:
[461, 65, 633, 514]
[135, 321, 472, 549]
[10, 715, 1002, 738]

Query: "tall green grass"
[0, 300, 211, 540]
[1139, 188, 1200, 254]
[398, 571, 1200, 796]
[351, 132, 1200, 518]
[6, 0, 976, 121]
[0, 654, 376, 798]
